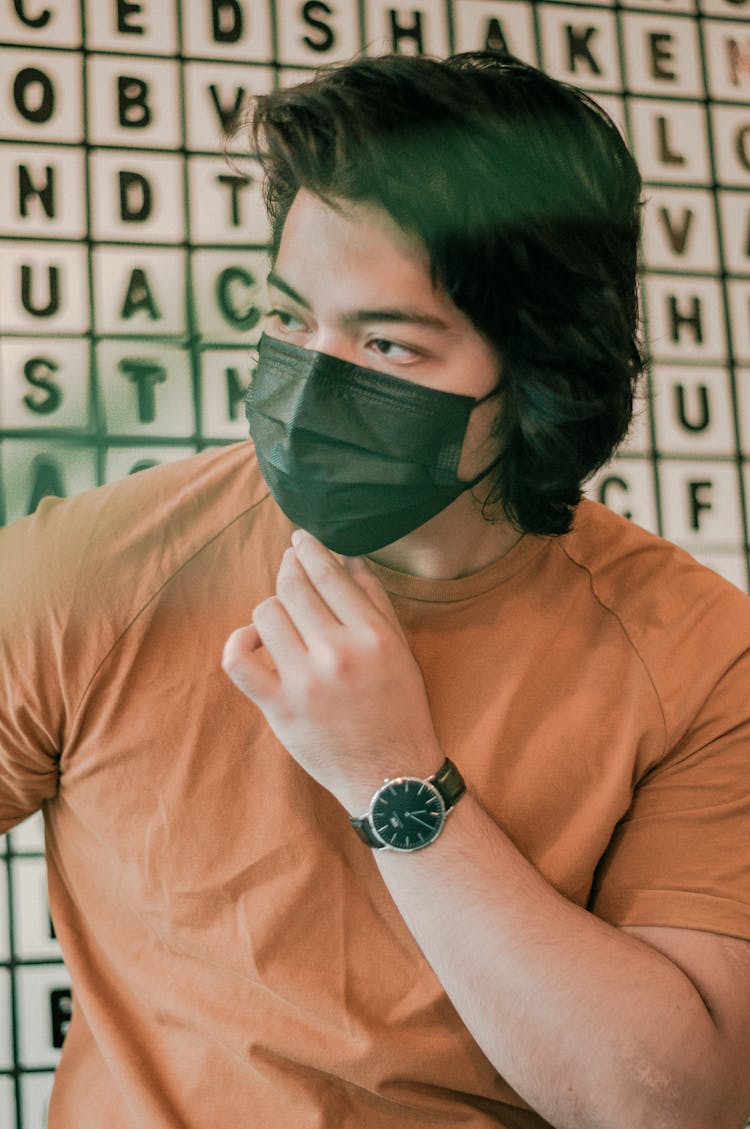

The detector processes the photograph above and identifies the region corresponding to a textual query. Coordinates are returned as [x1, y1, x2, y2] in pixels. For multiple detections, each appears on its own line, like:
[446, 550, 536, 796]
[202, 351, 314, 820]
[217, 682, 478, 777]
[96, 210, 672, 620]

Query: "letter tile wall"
[0, 0, 748, 1125]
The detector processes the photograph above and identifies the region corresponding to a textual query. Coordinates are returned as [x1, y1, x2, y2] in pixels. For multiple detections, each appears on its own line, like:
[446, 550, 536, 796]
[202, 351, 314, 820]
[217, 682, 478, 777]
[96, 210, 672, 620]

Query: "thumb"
[222, 624, 280, 703]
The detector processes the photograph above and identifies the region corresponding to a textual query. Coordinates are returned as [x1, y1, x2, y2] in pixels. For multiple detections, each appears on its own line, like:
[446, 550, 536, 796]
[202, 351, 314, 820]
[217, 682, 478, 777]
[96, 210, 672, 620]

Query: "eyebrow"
[267, 270, 311, 309]
[266, 270, 452, 332]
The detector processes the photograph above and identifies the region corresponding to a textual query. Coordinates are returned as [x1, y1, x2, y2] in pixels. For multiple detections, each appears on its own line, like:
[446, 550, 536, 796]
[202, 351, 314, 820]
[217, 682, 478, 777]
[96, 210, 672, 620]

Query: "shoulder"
[0, 441, 270, 722]
[557, 498, 749, 628]
[0, 440, 268, 588]
[553, 499, 750, 742]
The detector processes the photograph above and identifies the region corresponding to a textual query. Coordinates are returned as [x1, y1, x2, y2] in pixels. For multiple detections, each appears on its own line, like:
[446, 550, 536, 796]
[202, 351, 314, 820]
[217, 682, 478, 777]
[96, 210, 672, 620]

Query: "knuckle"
[356, 625, 393, 662]
[317, 644, 351, 679]
[358, 626, 385, 653]
[252, 596, 280, 625]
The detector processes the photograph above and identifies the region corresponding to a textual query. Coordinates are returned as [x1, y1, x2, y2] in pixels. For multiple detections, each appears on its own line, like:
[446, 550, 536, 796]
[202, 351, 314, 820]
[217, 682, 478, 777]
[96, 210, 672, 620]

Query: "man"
[1, 51, 749, 1129]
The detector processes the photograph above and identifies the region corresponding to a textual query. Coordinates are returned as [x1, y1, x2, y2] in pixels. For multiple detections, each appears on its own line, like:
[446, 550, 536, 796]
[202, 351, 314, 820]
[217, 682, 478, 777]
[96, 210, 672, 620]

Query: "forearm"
[371, 790, 728, 1129]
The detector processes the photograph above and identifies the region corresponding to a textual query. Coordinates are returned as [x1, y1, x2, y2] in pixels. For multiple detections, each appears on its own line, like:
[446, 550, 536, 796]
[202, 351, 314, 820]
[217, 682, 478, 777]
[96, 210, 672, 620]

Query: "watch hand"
[405, 812, 435, 832]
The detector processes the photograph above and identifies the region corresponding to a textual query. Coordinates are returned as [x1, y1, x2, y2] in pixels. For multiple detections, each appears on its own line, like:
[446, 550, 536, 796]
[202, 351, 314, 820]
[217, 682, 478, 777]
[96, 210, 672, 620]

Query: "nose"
[304, 328, 359, 366]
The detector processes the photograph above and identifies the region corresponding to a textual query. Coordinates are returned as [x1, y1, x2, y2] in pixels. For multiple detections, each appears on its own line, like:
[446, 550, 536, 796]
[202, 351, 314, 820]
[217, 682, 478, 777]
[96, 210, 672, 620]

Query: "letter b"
[118, 76, 151, 129]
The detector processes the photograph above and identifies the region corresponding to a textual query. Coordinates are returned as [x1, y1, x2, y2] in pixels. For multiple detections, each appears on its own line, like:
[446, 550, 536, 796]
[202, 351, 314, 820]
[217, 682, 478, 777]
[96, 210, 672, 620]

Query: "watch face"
[370, 777, 446, 851]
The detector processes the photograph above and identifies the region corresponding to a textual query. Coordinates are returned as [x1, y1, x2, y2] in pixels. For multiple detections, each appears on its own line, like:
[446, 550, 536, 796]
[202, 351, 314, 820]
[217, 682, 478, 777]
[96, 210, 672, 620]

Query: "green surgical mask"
[245, 333, 502, 556]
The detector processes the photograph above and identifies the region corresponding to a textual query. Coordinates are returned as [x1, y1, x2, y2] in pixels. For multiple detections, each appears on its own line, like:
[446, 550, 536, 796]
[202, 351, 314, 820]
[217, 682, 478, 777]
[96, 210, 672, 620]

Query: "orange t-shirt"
[1, 440, 749, 1128]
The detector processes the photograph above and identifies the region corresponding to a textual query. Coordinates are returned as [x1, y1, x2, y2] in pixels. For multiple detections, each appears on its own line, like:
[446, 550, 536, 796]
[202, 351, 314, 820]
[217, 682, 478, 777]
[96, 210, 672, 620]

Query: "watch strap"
[431, 757, 466, 809]
[350, 758, 465, 849]
[350, 814, 382, 847]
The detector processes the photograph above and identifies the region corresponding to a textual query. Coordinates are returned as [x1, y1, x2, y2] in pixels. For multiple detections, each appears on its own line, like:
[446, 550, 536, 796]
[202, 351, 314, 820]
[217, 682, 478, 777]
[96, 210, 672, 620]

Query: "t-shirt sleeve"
[0, 494, 84, 833]
[589, 645, 750, 941]
[0, 445, 262, 836]
[0, 480, 121, 835]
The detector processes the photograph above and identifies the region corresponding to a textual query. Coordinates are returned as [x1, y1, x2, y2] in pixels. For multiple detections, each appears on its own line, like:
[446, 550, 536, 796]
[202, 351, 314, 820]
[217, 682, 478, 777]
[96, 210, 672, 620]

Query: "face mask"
[244, 333, 502, 556]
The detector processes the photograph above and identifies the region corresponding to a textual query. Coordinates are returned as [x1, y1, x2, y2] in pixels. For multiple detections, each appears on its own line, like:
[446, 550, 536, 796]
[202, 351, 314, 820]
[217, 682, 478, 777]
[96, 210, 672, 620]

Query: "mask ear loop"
[464, 381, 506, 489]
[472, 382, 504, 408]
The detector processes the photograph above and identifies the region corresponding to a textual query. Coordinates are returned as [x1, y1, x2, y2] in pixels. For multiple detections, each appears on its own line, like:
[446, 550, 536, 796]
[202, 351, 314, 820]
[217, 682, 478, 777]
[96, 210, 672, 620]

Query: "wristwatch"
[350, 758, 466, 852]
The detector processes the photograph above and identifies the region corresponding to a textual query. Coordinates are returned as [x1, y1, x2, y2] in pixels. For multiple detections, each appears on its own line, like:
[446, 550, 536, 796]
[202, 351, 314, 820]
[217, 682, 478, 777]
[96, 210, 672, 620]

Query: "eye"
[367, 337, 421, 364]
[264, 308, 306, 334]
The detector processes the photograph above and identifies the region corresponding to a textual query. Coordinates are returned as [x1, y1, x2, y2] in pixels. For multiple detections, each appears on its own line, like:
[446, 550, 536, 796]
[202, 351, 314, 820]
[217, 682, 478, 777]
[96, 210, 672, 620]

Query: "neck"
[365, 491, 523, 581]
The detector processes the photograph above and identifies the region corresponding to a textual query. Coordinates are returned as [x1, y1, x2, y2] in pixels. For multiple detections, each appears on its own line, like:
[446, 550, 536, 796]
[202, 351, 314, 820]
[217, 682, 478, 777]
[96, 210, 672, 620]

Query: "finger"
[276, 547, 343, 648]
[340, 555, 407, 640]
[222, 623, 280, 704]
[251, 594, 307, 675]
[290, 530, 390, 630]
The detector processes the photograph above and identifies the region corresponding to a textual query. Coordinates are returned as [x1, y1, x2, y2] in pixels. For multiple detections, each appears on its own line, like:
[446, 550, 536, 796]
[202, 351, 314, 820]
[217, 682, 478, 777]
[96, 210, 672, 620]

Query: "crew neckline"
[364, 531, 550, 603]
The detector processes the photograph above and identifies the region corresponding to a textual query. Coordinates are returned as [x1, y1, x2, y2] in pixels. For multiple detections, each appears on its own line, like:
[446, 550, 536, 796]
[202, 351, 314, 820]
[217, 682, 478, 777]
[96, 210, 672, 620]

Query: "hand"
[221, 530, 443, 814]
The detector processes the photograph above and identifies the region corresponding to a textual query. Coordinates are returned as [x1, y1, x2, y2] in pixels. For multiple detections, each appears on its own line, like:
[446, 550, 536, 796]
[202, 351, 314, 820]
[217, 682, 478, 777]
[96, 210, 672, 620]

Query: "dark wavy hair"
[245, 51, 644, 536]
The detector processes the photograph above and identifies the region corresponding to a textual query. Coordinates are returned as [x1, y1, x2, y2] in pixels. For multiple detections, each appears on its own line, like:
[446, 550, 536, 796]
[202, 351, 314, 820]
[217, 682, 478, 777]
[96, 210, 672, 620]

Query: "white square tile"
[651, 365, 736, 455]
[191, 248, 269, 342]
[452, 0, 537, 61]
[0, 969, 12, 1071]
[719, 189, 750, 276]
[12, 857, 61, 962]
[200, 348, 256, 439]
[703, 20, 750, 104]
[0, 243, 89, 336]
[7, 812, 45, 855]
[628, 99, 712, 184]
[643, 275, 727, 363]
[712, 104, 750, 188]
[84, 0, 178, 54]
[0, 440, 98, 524]
[20, 1072, 55, 1129]
[0, 1074, 15, 1129]
[16, 964, 71, 1069]
[585, 457, 660, 533]
[0, 872, 9, 963]
[622, 11, 703, 97]
[0, 145, 86, 240]
[735, 368, 750, 455]
[539, 4, 622, 91]
[0, 47, 83, 143]
[181, 0, 273, 61]
[86, 54, 182, 149]
[183, 61, 274, 153]
[363, 0, 450, 57]
[276, 0, 362, 65]
[96, 340, 195, 437]
[0, 0, 82, 46]
[641, 187, 720, 272]
[621, 0, 695, 12]
[0, 338, 91, 431]
[187, 155, 269, 245]
[90, 150, 185, 244]
[698, 0, 745, 12]
[660, 458, 744, 548]
[727, 280, 750, 363]
[91, 246, 186, 336]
